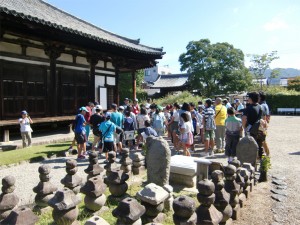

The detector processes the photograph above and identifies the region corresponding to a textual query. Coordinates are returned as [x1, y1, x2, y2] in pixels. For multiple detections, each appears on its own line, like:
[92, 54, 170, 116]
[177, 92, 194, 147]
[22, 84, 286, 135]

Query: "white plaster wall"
[27, 47, 48, 59]
[106, 62, 115, 69]
[0, 42, 21, 54]
[76, 56, 89, 65]
[95, 76, 105, 103]
[96, 60, 105, 68]
[107, 77, 115, 85]
[57, 53, 73, 63]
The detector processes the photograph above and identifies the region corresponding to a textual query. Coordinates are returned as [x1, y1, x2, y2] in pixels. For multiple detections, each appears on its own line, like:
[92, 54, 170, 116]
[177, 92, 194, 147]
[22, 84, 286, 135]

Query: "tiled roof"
[0, 0, 164, 56]
[151, 74, 190, 88]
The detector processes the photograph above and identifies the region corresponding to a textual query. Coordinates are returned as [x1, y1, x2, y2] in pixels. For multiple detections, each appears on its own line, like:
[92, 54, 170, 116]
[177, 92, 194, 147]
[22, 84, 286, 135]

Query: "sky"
[45, 0, 300, 73]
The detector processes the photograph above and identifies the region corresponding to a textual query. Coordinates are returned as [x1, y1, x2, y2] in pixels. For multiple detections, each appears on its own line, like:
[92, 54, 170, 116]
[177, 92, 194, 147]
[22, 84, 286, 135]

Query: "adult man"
[132, 98, 140, 115]
[74, 107, 89, 159]
[259, 91, 270, 155]
[223, 99, 232, 109]
[99, 112, 116, 161]
[123, 98, 130, 112]
[90, 105, 105, 151]
[110, 103, 124, 153]
[242, 92, 264, 158]
[202, 99, 216, 157]
[214, 97, 227, 153]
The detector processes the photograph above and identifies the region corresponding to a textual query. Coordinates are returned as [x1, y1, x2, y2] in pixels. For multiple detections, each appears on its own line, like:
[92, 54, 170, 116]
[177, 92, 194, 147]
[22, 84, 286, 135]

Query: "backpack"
[153, 114, 164, 129]
[124, 117, 134, 131]
[205, 114, 216, 130]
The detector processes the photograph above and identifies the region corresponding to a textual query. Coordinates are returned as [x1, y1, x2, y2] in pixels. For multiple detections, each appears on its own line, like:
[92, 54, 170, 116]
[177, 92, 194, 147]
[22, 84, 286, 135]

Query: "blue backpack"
[153, 114, 164, 129]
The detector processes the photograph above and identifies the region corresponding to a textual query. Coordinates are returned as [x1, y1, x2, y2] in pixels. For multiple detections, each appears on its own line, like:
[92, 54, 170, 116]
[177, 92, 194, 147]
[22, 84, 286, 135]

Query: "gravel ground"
[0, 116, 299, 224]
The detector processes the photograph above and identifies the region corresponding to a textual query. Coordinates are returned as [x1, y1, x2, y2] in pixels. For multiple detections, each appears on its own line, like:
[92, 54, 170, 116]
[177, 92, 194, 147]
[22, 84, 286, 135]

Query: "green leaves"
[179, 39, 250, 96]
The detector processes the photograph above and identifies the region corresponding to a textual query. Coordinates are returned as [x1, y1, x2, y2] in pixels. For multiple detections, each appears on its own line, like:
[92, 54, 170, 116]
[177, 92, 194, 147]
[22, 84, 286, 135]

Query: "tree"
[248, 51, 279, 89]
[287, 76, 300, 92]
[179, 39, 250, 96]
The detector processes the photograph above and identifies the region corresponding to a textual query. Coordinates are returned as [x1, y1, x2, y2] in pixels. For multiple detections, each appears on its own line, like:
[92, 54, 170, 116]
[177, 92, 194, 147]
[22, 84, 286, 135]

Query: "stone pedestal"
[80, 176, 107, 212]
[119, 148, 132, 174]
[112, 197, 146, 225]
[242, 163, 255, 191]
[84, 152, 104, 179]
[224, 165, 240, 220]
[163, 185, 173, 212]
[104, 151, 119, 177]
[0, 207, 38, 225]
[84, 216, 110, 225]
[146, 136, 171, 186]
[0, 176, 19, 220]
[136, 183, 169, 224]
[61, 159, 83, 196]
[211, 170, 233, 225]
[173, 195, 197, 225]
[104, 169, 129, 197]
[194, 158, 212, 183]
[132, 153, 145, 175]
[196, 179, 222, 225]
[33, 165, 57, 213]
[48, 188, 81, 225]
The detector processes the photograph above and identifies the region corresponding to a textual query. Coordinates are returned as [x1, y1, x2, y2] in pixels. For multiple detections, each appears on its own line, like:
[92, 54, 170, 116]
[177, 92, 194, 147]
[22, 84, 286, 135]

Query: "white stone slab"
[170, 155, 197, 176]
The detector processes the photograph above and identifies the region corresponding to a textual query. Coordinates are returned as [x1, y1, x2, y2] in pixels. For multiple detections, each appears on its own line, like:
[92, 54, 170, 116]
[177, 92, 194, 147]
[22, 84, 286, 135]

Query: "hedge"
[266, 94, 300, 114]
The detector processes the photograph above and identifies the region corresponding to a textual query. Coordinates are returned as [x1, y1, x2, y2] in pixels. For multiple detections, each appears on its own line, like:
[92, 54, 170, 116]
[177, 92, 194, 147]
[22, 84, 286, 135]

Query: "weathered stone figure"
[104, 169, 129, 197]
[104, 151, 119, 177]
[132, 152, 145, 175]
[112, 197, 146, 225]
[146, 136, 171, 186]
[211, 170, 233, 225]
[173, 195, 197, 225]
[236, 135, 258, 167]
[196, 179, 222, 225]
[61, 159, 83, 196]
[84, 151, 104, 179]
[0, 207, 38, 225]
[0, 176, 19, 220]
[120, 148, 132, 174]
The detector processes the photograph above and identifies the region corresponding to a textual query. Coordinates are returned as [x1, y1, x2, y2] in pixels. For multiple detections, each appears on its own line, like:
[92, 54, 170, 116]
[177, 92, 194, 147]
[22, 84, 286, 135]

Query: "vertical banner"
[98, 86, 107, 110]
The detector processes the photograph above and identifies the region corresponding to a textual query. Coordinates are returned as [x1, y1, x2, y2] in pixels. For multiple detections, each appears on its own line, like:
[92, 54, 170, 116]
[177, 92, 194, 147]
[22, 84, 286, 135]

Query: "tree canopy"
[287, 76, 300, 92]
[179, 39, 251, 96]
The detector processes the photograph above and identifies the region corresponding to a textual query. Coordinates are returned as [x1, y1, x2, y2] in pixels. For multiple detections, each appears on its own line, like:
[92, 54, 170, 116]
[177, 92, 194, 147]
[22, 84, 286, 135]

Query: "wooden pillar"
[87, 57, 98, 102]
[44, 44, 63, 116]
[132, 70, 137, 100]
[115, 68, 120, 106]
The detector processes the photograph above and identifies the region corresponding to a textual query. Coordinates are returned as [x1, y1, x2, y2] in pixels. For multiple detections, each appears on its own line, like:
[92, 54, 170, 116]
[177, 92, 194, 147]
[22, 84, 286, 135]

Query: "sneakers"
[201, 152, 209, 157]
[77, 155, 85, 160]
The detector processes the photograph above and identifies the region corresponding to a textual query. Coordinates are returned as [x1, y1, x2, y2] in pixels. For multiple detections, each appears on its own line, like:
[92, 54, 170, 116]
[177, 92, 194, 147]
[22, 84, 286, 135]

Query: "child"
[178, 112, 193, 156]
[19, 110, 33, 148]
[225, 107, 242, 162]
[123, 111, 135, 149]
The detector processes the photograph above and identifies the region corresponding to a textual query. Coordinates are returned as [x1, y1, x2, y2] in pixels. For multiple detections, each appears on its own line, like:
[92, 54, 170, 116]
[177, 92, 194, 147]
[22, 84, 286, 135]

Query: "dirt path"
[234, 115, 300, 225]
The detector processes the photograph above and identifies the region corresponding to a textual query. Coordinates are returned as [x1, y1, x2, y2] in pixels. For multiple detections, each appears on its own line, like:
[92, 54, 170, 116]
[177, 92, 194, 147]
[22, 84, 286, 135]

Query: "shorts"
[75, 132, 86, 144]
[103, 141, 114, 153]
[138, 128, 146, 135]
[204, 130, 215, 140]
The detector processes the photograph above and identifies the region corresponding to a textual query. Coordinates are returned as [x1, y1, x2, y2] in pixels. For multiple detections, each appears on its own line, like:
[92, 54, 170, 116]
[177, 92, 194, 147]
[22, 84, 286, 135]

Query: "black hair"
[140, 107, 147, 115]
[125, 111, 131, 117]
[198, 101, 203, 105]
[144, 120, 151, 127]
[96, 109, 101, 112]
[259, 91, 266, 102]
[181, 102, 190, 111]
[247, 92, 259, 103]
[227, 107, 235, 115]
[173, 103, 180, 109]
[181, 112, 190, 122]
[189, 102, 195, 107]
[205, 99, 212, 107]
[111, 104, 117, 110]
[150, 103, 156, 109]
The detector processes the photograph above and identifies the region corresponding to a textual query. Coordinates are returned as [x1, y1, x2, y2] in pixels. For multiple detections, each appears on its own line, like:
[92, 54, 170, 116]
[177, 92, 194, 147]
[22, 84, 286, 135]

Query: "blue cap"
[79, 107, 88, 112]
[21, 110, 28, 115]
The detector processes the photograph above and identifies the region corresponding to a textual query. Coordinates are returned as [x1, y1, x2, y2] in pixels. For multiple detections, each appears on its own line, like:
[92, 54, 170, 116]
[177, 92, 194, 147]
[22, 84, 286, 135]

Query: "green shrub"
[151, 91, 203, 106]
[266, 93, 300, 114]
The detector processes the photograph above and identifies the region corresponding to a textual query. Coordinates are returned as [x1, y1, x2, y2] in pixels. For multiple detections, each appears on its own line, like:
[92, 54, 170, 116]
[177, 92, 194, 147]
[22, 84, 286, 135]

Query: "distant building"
[144, 65, 171, 82]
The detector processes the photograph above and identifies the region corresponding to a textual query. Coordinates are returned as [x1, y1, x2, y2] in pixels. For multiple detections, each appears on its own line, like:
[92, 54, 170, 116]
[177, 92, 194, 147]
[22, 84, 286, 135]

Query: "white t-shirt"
[172, 110, 180, 122]
[136, 114, 150, 129]
[19, 118, 31, 132]
[180, 121, 193, 140]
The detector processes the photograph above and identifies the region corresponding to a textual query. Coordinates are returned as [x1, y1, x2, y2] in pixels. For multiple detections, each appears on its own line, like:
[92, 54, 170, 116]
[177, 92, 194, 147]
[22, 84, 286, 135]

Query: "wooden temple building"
[0, 0, 164, 121]
[149, 73, 190, 97]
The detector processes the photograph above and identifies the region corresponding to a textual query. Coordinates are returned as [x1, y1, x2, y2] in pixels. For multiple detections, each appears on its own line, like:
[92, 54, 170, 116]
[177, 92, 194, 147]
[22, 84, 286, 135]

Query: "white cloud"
[263, 17, 289, 31]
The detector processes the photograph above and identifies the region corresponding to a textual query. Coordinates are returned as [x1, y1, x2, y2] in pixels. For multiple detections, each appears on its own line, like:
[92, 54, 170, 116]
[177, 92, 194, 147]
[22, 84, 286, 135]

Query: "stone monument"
[211, 170, 233, 225]
[172, 195, 197, 225]
[119, 148, 132, 174]
[196, 179, 222, 225]
[0, 176, 19, 220]
[84, 152, 104, 179]
[132, 152, 146, 175]
[112, 197, 146, 225]
[236, 135, 258, 167]
[0, 207, 38, 225]
[84, 216, 110, 225]
[104, 151, 119, 177]
[33, 165, 57, 213]
[48, 188, 81, 225]
[146, 136, 171, 186]
[80, 176, 107, 212]
[104, 169, 129, 197]
[224, 165, 240, 220]
[136, 183, 169, 224]
[61, 159, 83, 196]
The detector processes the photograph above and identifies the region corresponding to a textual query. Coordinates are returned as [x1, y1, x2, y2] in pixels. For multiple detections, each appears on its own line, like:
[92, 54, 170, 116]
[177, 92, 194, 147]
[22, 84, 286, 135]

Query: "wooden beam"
[132, 70, 137, 100]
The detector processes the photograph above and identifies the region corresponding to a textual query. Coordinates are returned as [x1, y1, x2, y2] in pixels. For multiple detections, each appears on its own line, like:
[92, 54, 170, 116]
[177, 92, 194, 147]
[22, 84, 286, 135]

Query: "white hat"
[134, 98, 139, 102]
[119, 106, 124, 110]
[95, 105, 102, 110]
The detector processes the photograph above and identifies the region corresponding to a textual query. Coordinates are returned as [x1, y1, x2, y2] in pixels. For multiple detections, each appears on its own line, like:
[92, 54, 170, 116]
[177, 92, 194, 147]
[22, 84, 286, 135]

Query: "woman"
[168, 103, 180, 147]
[152, 105, 166, 137]
[179, 112, 193, 156]
[136, 107, 150, 146]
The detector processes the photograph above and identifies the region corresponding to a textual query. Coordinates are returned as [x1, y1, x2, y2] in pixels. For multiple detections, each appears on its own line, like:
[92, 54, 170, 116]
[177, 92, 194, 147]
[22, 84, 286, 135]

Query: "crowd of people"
[68, 91, 270, 163]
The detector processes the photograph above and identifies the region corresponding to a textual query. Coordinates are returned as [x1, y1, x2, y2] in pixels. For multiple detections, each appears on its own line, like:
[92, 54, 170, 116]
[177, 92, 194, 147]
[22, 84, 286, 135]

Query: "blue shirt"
[99, 120, 116, 142]
[74, 114, 86, 133]
[111, 112, 124, 128]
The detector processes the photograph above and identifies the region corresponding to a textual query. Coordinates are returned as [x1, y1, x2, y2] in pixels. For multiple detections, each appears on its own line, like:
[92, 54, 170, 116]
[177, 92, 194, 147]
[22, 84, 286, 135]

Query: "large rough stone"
[80, 177, 107, 198]
[136, 183, 169, 205]
[173, 196, 196, 218]
[236, 135, 258, 167]
[0, 207, 38, 225]
[146, 136, 171, 186]
[84, 216, 110, 225]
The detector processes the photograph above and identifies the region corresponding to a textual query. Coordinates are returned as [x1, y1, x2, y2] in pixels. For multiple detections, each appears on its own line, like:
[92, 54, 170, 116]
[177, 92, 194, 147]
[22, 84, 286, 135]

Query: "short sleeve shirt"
[243, 104, 261, 125]
[99, 120, 116, 142]
[74, 114, 86, 133]
[19, 118, 31, 132]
